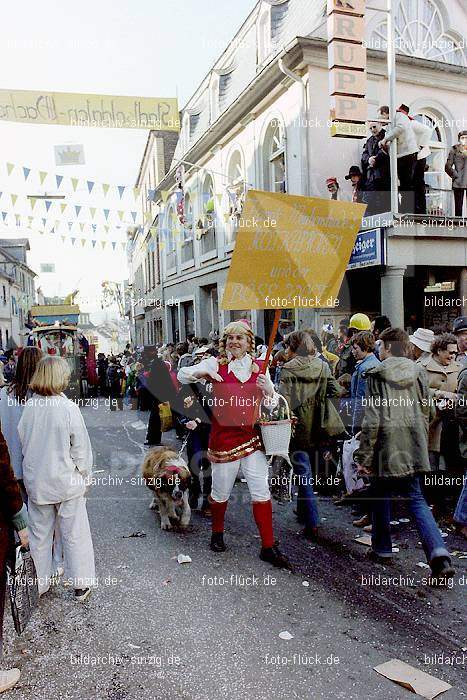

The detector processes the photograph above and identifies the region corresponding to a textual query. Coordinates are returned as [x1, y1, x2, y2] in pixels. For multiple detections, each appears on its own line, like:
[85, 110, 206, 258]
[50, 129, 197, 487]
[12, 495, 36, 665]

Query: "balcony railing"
[426, 187, 456, 218]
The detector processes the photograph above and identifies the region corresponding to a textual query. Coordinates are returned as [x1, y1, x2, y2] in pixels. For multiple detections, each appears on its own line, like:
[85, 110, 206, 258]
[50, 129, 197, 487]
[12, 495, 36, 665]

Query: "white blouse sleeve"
[69, 403, 93, 476]
[177, 356, 219, 384]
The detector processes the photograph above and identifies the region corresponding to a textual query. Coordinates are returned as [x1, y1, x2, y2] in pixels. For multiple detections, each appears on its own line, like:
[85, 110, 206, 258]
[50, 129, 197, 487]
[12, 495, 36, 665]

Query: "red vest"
[207, 359, 264, 463]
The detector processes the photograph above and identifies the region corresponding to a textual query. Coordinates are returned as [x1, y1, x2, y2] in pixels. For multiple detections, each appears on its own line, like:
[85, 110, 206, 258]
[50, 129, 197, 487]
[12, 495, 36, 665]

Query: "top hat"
[345, 166, 362, 180]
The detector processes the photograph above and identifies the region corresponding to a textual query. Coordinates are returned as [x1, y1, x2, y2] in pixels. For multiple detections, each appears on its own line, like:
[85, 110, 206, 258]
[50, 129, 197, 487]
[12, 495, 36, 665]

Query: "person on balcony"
[396, 104, 433, 215]
[378, 105, 419, 214]
[445, 131, 467, 217]
[361, 122, 390, 215]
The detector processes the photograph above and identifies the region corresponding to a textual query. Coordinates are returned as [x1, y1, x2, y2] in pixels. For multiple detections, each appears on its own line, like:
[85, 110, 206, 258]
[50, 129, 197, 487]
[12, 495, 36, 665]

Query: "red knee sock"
[210, 498, 228, 533]
[252, 500, 275, 548]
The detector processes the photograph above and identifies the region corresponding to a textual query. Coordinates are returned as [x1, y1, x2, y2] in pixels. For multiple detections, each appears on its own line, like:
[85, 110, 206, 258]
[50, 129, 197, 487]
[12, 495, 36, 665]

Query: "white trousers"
[211, 450, 270, 503]
[28, 496, 96, 595]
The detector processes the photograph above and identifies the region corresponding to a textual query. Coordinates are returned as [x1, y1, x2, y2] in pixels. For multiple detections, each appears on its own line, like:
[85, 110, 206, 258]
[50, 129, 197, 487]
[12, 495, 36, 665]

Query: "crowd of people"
[326, 105, 467, 217]
[112, 314, 466, 580]
[0, 314, 466, 692]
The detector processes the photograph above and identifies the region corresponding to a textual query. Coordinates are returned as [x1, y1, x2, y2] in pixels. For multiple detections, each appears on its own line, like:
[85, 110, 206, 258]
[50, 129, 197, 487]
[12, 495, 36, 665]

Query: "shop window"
[263, 119, 286, 192]
[370, 0, 465, 66]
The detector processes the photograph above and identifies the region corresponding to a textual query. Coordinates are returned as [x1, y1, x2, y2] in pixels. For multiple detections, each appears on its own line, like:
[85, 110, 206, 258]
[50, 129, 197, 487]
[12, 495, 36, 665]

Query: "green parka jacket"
[354, 356, 432, 477]
[278, 355, 344, 451]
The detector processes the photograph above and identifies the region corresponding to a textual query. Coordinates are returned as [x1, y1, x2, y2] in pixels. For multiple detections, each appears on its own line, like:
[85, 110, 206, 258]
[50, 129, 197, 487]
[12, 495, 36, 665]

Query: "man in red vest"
[178, 319, 290, 568]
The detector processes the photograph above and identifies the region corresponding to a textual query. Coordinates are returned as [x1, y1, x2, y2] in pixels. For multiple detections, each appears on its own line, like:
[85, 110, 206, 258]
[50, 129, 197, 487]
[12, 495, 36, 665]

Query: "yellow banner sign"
[221, 190, 366, 310]
[0, 89, 180, 130]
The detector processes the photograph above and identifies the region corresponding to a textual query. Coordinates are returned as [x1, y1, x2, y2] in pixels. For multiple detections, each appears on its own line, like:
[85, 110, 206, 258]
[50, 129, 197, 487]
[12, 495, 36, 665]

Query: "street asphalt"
[3, 399, 466, 700]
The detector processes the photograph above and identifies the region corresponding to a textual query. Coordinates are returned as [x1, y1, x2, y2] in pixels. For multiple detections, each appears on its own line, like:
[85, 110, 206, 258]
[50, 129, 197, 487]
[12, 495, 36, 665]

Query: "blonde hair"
[218, 321, 255, 365]
[29, 356, 71, 396]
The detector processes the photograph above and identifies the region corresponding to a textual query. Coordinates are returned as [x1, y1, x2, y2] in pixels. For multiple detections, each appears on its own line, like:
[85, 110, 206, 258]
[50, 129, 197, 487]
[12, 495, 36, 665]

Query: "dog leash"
[177, 433, 190, 459]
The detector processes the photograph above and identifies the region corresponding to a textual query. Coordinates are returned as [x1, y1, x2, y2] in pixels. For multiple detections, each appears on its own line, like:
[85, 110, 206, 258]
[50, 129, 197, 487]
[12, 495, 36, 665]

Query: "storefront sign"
[221, 190, 366, 310]
[347, 228, 384, 269]
[0, 89, 180, 130]
[327, 0, 367, 137]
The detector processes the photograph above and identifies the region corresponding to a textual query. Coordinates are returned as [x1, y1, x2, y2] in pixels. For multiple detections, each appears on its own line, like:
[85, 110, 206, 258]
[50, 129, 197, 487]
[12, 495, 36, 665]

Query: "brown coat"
[0, 429, 25, 649]
[425, 357, 461, 452]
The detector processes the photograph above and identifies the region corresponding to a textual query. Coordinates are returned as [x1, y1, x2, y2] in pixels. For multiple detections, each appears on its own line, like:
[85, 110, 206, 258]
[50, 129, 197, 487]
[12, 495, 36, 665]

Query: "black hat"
[345, 166, 362, 180]
[398, 104, 410, 114]
[452, 316, 467, 334]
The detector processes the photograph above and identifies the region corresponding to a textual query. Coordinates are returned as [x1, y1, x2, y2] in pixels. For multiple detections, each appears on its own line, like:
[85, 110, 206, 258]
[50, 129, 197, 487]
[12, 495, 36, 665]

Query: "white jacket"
[384, 112, 419, 159]
[411, 119, 433, 159]
[18, 393, 93, 504]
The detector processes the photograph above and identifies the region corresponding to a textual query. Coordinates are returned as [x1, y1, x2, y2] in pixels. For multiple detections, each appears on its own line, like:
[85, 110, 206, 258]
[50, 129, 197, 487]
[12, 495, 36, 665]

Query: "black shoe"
[210, 533, 226, 552]
[366, 548, 393, 565]
[74, 587, 92, 602]
[302, 527, 319, 541]
[293, 509, 306, 525]
[260, 545, 293, 571]
[189, 494, 200, 510]
[430, 556, 455, 585]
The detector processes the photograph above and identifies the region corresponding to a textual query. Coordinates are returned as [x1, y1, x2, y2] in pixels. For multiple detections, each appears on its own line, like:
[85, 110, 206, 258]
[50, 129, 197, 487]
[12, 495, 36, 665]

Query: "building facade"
[133, 0, 467, 341]
[0, 238, 37, 348]
[127, 130, 178, 346]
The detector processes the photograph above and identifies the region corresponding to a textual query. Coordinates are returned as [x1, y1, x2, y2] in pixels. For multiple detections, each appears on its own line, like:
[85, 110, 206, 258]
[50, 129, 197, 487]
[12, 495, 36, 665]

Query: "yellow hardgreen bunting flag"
[15, 214, 21, 226]
[81, 239, 86, 247]
[102, 183, 110, 197]
[133, 187, 140, 199]
[71, 177, 79, 191]
[223, 213, 230, 223]
[104, 225, 109, 232]
[61, 235, 66, 243]
[161, 190, 169, 203]
[101, 241, 106, 249]
[190, 192, 198, 202]
[11, 194, 18, 207]
[90, 207, 97, 219]
[144, 212, 152, 223]
[30, 198, 37, 210]
[121, 242, 126, 250]
[215, 194, 223, 205]
[6, 163, 14, 176]
[39, 171, 47, 185]
[79, 223, 85, 232]
[28, 216, 33, 225]
[60, 203, 67, 214]
[118, 211, 124, 221]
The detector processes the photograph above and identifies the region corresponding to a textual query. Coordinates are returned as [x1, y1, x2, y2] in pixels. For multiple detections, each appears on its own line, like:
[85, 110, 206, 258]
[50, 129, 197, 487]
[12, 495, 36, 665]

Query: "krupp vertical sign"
[327, 0, 367, 138]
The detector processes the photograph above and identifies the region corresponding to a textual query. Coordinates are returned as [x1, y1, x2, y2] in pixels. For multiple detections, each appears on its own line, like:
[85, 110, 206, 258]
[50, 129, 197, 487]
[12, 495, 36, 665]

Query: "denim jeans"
[291, 450, 319, 529]
[454, 472, 467, 526]
[370, 474, 450, 564]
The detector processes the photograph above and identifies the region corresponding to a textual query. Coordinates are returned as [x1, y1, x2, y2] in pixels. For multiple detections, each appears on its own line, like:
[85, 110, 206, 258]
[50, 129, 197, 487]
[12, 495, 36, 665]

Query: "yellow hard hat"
[349, 313, 371, 331]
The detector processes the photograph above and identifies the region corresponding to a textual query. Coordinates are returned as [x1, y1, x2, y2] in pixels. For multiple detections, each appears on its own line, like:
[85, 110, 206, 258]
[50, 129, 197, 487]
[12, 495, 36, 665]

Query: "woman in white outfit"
[18, 356, 96, 602]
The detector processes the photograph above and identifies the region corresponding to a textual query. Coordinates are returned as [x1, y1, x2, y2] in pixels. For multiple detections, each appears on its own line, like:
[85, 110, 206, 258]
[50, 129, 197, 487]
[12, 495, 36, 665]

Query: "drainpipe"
[278, 54, 311, 196]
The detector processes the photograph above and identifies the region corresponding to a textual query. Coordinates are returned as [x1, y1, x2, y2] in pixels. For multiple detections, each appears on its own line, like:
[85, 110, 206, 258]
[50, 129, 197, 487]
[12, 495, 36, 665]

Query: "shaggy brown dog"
[142, 447, 191, 530]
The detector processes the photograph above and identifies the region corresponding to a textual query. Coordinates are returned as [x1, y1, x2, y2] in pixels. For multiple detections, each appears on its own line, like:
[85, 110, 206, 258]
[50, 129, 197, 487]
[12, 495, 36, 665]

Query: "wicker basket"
[258, 395, 292, 457]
